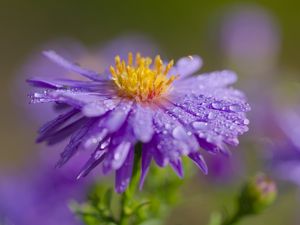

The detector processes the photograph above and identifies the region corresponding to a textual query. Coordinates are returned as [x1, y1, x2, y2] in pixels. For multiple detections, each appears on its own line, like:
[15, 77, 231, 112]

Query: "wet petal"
[139, 145, 152, 189]
[103, 101, 133, 133]
[169, 94, 250, 152]
[77, 150, 106, 179]
[188, 152, 208, 174]
[56, 119, 95, 167]
[170, 158, 184, 178]
[171, 55, 202, 78]
[115, 149, 134, 193]
[102, 141, 132, 174]
[130, 105, 154, 142]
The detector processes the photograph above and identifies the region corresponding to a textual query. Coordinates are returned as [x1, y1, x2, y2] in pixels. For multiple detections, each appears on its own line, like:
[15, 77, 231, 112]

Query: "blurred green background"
[1, 0, 300, 224]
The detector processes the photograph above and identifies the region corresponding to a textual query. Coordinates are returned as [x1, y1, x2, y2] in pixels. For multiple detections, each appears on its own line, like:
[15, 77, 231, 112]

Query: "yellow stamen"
[110, 52, 177, 102]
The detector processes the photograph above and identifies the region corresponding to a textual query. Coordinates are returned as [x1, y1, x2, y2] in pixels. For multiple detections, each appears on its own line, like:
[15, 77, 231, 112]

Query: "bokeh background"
[1, 0, 300, 224]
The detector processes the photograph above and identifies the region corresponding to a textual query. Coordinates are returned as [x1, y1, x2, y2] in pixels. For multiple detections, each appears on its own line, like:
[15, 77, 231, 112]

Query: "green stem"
[221, 208, 247, 225]
[119, 143, 142, 225]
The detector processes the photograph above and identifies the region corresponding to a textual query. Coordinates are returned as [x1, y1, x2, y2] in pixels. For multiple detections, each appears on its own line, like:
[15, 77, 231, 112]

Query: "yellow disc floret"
[109, 52, 177, 102]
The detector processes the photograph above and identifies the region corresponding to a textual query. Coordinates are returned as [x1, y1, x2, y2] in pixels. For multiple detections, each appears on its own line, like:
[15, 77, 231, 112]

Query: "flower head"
[28, 49, 250, 193]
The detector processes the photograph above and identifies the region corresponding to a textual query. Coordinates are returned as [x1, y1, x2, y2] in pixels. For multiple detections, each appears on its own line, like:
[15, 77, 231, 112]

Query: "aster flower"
[28, 50, 250, 193]
[18, 35, 158, 125]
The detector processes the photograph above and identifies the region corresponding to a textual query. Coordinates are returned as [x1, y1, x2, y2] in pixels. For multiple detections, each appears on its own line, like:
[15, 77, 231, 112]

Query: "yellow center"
[109, 52, 177, 102]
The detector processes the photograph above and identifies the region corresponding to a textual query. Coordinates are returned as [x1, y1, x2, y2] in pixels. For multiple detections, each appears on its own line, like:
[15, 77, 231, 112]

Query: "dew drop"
[211, 102, 223, 109]
[172, 126, 188, 141]
[229, 104, 242, 112]
[208, 112, 216, 120]
[100, 138, 111, 149]
[243, 118, 250, 125]
[192, 121, 208, 130]
[114, 152, 120, 160]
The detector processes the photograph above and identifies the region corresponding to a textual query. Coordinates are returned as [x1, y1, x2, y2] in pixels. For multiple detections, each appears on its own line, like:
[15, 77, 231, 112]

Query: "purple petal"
[102, 141, 132, 174]
[103, 101, 133, 133]
[38, 108, 79, 136]
[82, 98, 120, 117]
[188, 152, 208, 174]
[131, 105, 154, 142]
[171, 55, 202, 78]
[56, 119, 95, 167]
[153, 108, 199, 158]
[27, 77, 65, 89]
[115, 149, 134, 193]
[77, 150, 106, 179]
[43, 50, 103, 81]
[139, 145, 152, 189]
[170, 94, 250, 150]
[38, 117, 87, 145]
[170, 158, 184, 178]
[174, 70, 242, 100]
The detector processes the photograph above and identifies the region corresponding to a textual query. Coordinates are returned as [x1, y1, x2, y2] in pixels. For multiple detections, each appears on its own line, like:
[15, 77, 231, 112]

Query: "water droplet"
[211, 102, 223, 109]
[172, 126, 188, 141]
[100, 138, 111, 149]
[192, 121, 208, 130]
[243, 118, 250, 125]
[198, 133, 205, 138]
[114, 152, 120, 160]
[229, 124, 235, 130]
[208, 112, 216, 119]
[229, 104, 242, 112]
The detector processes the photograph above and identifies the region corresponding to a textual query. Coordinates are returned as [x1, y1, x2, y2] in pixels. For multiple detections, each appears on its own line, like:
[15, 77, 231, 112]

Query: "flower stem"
[221, 209, 245, 225]
[119, 143, 142, 225]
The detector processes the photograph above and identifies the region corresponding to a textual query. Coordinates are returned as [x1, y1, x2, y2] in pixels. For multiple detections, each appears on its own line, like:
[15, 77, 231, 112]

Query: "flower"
[0, 157, 89, 225]
[17, 35, 158, 125]
[267, 108, 300, 186]
[28, 50, 250, 193]
[220, 4, 280, 73]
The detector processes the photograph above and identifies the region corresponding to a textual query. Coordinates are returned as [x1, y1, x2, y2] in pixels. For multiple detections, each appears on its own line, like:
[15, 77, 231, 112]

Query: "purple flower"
[28, 50, 250, 193]
[0, 157, 89, 225]
[221, 4, 280, 72]
[267, 108, 300, 186]
[17, 35, 158, 125]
